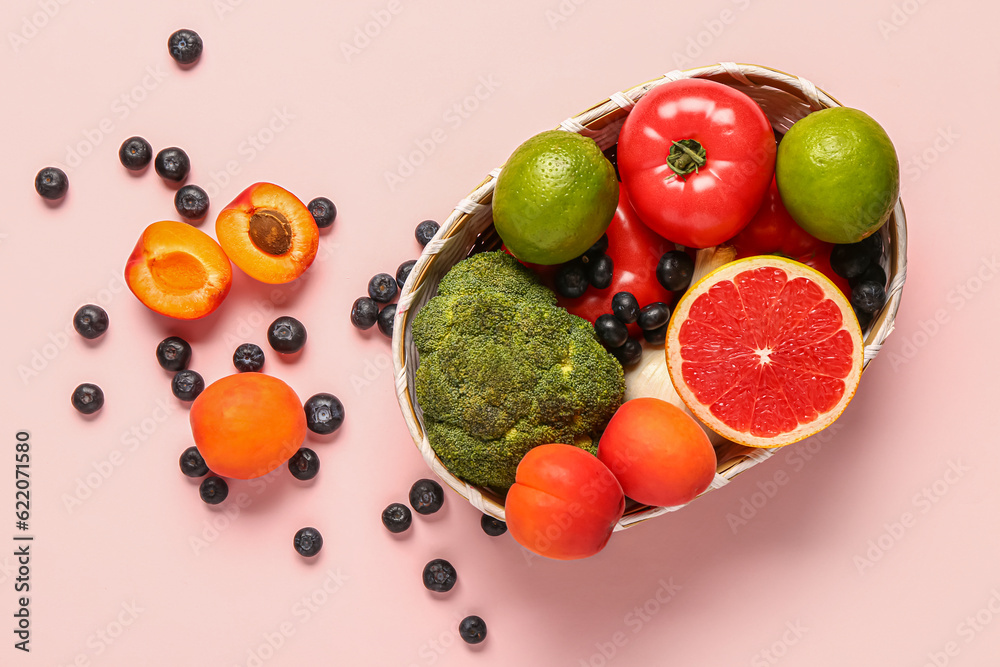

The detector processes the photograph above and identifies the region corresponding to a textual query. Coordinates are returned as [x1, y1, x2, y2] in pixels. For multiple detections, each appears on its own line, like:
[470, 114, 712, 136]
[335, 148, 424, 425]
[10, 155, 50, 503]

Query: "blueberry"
[603, 143, 621, 181]
[480, 514, 507, 537]
[119, 136, 152, 171]
[851, 281, 887, 315]
[303, 393, 344, 435]
[637, 302, 670, 331]
[179, 446, 208, 477]
[611, 292, 639, 324]
[71, 383, 104, 414]
[583, 233, 609, 259]
[595, 314, 628, 349]
[73, 304, 109, 339]
[172, 370, 205, 401]
[643, 323, 668, 345]
[854, 307, 873, 331]
[830, 243, 872, 280]
[350, 297, 380, 330]
[200, 476, 228, 504]
[174, 185, 210, 221]
[555, 260, 588, 299]
[287, 448, 320, 480]
[422, 558, 457, 592]
[396, 260, 417, 290]
[293, 527, 323, 557]
[415, 220, 440, 247]
[156, 336, 192, 371]
[368, 273, 398, 303]
[459, 616, 487, 644]
[307, 196, 337, 229]
[35, 167, 68, 200]
[168, 29, 203, 65]
[377, 304, 396, 339]
[849, 263, 887, 290]
[859, 232, 884, 260]
[409, 478, 444, 515]
[232, 343, 265, 372]
[657, 251, 694, 292]
[586, 254, 614, 290]
[154, 147, 190, 183]
[612, 337, 643, 367]
[268, 316, 307, 354]
[382, 503, 412, 534]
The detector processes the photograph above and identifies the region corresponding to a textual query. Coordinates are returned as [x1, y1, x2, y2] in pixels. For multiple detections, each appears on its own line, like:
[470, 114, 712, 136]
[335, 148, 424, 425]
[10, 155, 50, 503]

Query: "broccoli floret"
[412, 251, 623, 492]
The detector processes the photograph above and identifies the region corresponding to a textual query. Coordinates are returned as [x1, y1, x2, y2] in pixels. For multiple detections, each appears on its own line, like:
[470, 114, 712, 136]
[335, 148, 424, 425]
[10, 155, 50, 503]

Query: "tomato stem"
[666, 140, 707, 178]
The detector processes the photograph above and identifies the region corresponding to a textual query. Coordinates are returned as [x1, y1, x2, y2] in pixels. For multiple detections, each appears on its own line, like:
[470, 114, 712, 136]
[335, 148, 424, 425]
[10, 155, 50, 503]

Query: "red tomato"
[731, 177, 825, 258]
[618, 79, 776, 248]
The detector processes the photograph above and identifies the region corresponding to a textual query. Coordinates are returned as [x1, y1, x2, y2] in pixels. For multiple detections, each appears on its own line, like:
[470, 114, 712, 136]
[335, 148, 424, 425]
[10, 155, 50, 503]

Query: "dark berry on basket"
[232, 343, 265, 372]
[555, 260, 589, 298]
[172, 370, 205, 401]
[179, 446, 209, 477]
[377, 304, 396, 339]
[643, 323, 669, 345]
[168, 29, 203, 65]
[119, 136, 152, 171]
[849, 263, 887, 289]
[595, 314, 628, 349]
[307, 196, 337, 229]
[174, 185, 210, 221]
[293, 527, 323, 557]
[583, 233, 610, 260]
[637, 302, 670, 331]
[409, 478, 444, 515]
[422, 558, 457, 592]
[71, 383, 104, 414]
[396, 260, 417, 290]
[154, 147, 190, 183]
[830, 243, 872, 280]
[611, 292, 640, 324]
[481, 514, 507, 537]
[304, 393, 344, 435]
[586, 254, 614, 290]
[415, 219, 440, 247]
[268, 316, 307, 353]
[35, 167, 68, 200]
[657, 250, 694, 292]
[459, 616, 488, 644]
[854, 307, 872, 331]
[200, 476, 228, 504]
[382, 503, 412, 534]
[156, 336, 192, 371]
[603, 143, 621, 181]
[612, 337, 643, 367]
[859, 232, 883, 260]
[73, 304, 109, 339]
[288, 447, 320, 480]
[368, 273, 398, 303]
[351, 297, 380, 330]
[851, 281, 887, 315]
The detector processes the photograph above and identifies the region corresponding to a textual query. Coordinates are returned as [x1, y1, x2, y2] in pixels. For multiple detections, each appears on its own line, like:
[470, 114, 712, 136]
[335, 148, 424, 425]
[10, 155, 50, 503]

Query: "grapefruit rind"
[665, 255, 863, 448]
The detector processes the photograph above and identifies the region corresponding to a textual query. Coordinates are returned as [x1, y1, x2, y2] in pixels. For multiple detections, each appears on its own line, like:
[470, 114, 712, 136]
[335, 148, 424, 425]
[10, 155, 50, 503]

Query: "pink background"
[3, 0, 998, 665]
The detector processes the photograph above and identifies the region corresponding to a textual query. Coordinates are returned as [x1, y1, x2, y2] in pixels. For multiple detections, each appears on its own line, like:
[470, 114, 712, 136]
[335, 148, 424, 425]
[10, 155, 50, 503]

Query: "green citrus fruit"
[493, 130, 619, 265]
[776, 107, 899, 244]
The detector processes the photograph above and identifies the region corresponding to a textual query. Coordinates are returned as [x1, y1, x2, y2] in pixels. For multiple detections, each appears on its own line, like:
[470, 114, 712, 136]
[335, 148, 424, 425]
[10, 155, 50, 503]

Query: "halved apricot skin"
[216, 183, 319, 284]
[125, 220, 232, 320]
[190, 373, 307, 479]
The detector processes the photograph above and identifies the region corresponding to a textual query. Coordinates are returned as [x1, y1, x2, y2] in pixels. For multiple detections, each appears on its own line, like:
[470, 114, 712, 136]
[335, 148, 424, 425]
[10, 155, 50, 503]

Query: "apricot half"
[215, 183, 319, 284]
[125, 220, 232, 320]
[190, 373, 307, 479]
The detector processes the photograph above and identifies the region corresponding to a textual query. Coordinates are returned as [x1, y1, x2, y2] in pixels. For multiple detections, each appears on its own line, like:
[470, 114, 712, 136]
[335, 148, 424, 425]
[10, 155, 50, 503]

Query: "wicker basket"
[392, 62, 908, 530]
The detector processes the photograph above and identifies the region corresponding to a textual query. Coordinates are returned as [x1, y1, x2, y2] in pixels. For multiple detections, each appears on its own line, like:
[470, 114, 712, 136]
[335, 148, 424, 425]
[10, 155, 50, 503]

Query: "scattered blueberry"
[179, 446, 209, 477]
[232, 343, 265, 372]
[612, 337, 643, 367]
[267, 316, 307, 354]
[174, 184, 210, 221]
[382, 503, 413, 534]
[409, 479, 444, 515]
[851, 281, 887, 315]
[303, 393, 345, 435]
[368, 273, 398, 303]
[849, 263, 887, 290]
[71, 383, 104, 414]
[396, 260, 417, 290]
[377, 304, 396, 339]
[172, 370, 205, 401]
[307, 196, 337, 229]
[611, 292, 639, 324]
[657, 251, 694, 292]
[156, 336, 192, 371]
[293, 527, 323, 557]
[288, 448, 320, 481]
[168, 29, 203, 65]
[643, 323, 668, 345]
[480, 514, 507, 537]
[830, 243, 872, 280]
[154, 147, 190, 183]
[73, 304, 109, 340]
[35, 167, 68, 200]
[637, 302, 670, 331]
[119, 136, 152, 171]
[415, 220, 440, 247]
[586, 254, 614, 290]
[459, 616, 487, 644]
[422, 558, 457, 592]
[555, 260, 588, 299]
[351, 297, 380, 330]
[595, 314, 628, 349]
[583, 233, 609, 260]
[200, 476, 228, 504]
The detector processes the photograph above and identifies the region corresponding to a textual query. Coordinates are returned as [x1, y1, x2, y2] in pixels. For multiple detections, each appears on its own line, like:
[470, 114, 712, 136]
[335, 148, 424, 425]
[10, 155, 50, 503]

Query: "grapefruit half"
[665, 256, 863, 448]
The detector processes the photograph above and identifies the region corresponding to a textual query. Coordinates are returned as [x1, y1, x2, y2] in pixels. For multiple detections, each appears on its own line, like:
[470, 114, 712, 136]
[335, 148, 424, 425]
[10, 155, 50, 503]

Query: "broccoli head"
[412, 251, 624, 492]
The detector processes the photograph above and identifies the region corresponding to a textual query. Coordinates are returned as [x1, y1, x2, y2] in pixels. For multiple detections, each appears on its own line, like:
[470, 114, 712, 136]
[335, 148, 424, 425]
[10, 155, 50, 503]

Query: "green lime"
[776, 107, 899, 244]
[493, 130, 618, 265]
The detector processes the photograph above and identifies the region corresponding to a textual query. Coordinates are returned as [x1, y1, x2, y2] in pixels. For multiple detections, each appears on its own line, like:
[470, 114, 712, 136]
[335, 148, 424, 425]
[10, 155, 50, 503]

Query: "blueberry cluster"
[554, 234, 612, 298]
[830, 234, 887, 330]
